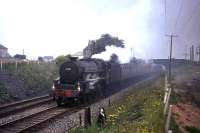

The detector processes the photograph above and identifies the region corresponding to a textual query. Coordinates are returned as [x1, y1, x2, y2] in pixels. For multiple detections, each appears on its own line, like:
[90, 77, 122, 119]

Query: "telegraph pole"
[198, 45, 200, 63]
[190, 47, 192, 61]
[192, 45, 194, 62]
[183, 52, 189, 62]
[196, 45, 200, 63]
[165, 34, 178, 84]
[183, 52, 189, 60]
[183, 45, 189, 61]
[183, 45, 189, 64]
[130, 47, 134, 59]
[190, 45, 195, 62]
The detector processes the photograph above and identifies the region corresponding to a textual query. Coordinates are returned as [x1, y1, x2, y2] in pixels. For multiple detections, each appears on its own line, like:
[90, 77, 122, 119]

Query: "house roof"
[0, 44, 7, 49]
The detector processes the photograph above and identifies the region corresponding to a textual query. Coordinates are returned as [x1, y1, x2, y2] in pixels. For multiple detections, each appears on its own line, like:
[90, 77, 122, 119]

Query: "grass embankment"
[0, 63, 58, 102]
[72, 78, 165, 133]
[172, 64, 200, 84]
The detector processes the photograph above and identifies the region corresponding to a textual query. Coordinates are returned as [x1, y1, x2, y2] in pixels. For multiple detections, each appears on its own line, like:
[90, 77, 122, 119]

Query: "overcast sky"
[0, 0, 200, 61]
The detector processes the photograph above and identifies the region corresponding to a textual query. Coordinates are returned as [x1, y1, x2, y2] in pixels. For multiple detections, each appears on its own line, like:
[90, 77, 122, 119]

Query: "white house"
[43, 56, 54, 62]
[0, 44, 9, 58]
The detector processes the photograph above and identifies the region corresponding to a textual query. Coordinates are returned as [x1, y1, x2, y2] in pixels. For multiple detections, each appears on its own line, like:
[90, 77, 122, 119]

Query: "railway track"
[0, 74, 156, 133]
[0, 105, 78, 133]
[0, 95, 53, 118]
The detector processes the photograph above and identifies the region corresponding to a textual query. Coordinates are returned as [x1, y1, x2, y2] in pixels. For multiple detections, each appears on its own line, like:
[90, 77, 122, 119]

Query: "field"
[72, 77, 165, 133]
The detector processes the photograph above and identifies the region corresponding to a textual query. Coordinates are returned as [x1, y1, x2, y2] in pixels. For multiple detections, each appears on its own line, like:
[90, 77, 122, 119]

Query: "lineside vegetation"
[0, 62, 58, 103]
[72, 77, 165, 133]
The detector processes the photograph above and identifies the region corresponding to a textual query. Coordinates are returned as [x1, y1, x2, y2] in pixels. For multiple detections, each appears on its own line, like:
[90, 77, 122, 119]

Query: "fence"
[163, 74, 173, 133]
[0, 59, 54, 72]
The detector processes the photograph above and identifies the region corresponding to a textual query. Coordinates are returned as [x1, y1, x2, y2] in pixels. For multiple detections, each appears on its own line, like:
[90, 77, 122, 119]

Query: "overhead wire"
[173, 0, 184, 35]
[164, 0, 200, 59]
[179, 0, 200, 36]
[164, 0, 167, 34]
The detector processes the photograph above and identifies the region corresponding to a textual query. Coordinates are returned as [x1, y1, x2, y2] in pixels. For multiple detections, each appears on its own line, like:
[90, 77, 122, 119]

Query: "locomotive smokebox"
[59, 61, 81, 84]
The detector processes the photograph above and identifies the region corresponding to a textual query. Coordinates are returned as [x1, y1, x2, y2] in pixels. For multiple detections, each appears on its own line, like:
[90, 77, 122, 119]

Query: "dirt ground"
[172, 103, 200, 133]
[171, 65, 200, 132]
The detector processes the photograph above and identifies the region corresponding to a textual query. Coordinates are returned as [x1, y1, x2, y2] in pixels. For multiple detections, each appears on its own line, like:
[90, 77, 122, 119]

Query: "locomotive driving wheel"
[56, 97, 63, 106]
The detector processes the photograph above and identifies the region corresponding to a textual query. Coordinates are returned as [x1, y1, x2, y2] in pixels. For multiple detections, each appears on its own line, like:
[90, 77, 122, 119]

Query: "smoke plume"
[83, 34, 125, 58]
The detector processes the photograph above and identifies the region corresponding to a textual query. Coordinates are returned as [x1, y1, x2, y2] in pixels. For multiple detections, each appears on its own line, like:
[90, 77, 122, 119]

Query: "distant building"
[0, 44, 9, 58]
[40, 56, 54, 62]
[153, 59, 187, 68]
[14, 54, 26, 60]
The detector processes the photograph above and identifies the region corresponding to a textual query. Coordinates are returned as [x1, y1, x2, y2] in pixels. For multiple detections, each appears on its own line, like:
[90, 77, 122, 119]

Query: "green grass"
[185, 126, 200, 133]
[0, 83, 11, 103]
[170, 89, 181, 104]
[72, 77, 165, 133]
[172, 64, 200, 82]
[0, 62, 58, 101]
[170, 116, 180, 133]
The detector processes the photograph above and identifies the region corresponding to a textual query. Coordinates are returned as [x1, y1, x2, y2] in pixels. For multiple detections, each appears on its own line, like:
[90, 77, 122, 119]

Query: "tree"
[14, 54, 26, 60]
[130, 57, 145, 64]
[130, 57, 137, 63]
[110, 53, 119, 63]
[65, 54, 72, 60]
[55, 54, 71, 66]
[38, 56, 43, 62]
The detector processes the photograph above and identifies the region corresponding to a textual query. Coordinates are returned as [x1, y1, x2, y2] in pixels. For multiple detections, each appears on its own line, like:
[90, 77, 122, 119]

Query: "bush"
[185, 126, 200, 133]
[16, 63, 59, 94]
[0, 83, 11, 103]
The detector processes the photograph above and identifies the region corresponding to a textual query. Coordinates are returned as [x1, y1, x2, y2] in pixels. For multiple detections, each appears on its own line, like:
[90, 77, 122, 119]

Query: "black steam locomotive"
[52, 57, 155, 106]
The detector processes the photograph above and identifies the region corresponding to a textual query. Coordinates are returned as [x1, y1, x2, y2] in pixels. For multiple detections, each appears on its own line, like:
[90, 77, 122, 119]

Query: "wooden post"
[164, 87, 171, 115]
[84, 107, 91, 127]
[15, 61, 18, 71]
[165, 34, 178, 84]
[164, 75, 168, 104]
[0, 60, 2, 70]
[165, 105, 172, 133]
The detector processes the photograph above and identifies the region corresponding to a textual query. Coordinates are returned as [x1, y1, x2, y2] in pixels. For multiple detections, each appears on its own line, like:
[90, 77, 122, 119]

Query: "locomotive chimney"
[70, 56, 78, 61]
